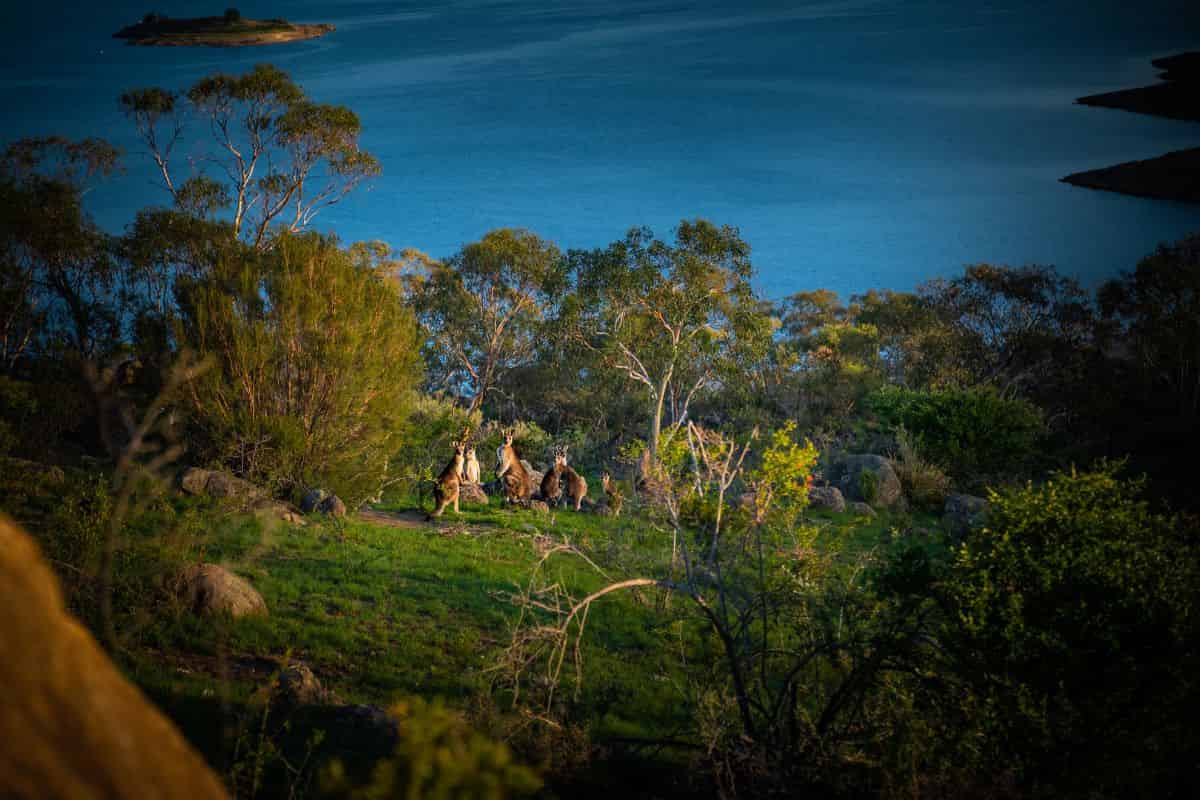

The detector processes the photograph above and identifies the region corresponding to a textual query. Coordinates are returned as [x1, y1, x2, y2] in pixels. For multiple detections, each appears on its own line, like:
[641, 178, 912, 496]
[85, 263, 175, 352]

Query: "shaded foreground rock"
[0, 516, 227, 799]
[943, 493, 988, 535]
[807, 485, 846, 513]
[275, 663, 340, 707]
[174, 564, 268, 618]
[0, 456, 65, 485]
[829, 455, 903, 509]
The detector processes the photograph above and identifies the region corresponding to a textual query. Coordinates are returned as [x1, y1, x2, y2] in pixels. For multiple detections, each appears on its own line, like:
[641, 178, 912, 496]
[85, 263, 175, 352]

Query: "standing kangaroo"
[560, 446, 588, 511]
[462, 446, 481, 484]
[495, 428, 532, 506]
[429, 436, 467, 519]
[540, 446, 567, 506]
[601, 471, 624, 517]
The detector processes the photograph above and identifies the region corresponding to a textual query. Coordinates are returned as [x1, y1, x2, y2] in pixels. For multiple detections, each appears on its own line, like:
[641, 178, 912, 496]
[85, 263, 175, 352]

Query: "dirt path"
[356, 509, 432, 530]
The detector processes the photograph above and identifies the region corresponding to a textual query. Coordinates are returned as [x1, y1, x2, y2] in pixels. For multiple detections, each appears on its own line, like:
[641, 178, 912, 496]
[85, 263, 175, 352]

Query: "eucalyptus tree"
[120, 64, 379, 248]
[570, 219, 770, 468]
[410, 228, 568, 414]
[0, 136, 121, 364]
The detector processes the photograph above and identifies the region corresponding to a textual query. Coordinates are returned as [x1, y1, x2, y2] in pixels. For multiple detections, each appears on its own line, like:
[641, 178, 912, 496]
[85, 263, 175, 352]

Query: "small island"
[1061, 52, 1200, 203]
[113, 8, 334, 47]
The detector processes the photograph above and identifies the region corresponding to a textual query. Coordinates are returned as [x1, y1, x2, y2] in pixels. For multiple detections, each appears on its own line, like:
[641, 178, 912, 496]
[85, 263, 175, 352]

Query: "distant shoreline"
[1061, 147, 1200, 204]
[1063, 52, 1199, 204]
[113, 15, 334, 48]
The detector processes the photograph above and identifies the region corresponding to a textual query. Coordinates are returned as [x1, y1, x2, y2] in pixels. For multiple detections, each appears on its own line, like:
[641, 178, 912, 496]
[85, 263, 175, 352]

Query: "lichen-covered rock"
[317, 494, 347, 517]
[459, 482, 488, 505]
[300, 488, 329, 513]
[849, 501, 876, 517]
[0, 517, 228, 799]
[275, 663, 338, 706]
[943, 493, 988, 535]
[807, 485, 846, 513]
[829, 455, 903, 509]
[174, 564, 267, 618]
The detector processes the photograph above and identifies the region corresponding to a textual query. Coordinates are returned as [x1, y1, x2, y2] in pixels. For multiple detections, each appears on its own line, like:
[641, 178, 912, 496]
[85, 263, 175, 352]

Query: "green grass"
[4, 468, 941, 791]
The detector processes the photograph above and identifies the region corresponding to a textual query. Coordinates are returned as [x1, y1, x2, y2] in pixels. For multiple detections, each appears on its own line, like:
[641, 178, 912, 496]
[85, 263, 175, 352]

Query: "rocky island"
[113, 9, 333, 47]
[1062, 52, 1200, 203]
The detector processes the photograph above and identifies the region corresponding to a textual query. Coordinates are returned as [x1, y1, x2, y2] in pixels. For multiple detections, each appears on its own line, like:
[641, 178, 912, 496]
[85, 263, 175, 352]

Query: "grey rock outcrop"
[174, 564, 267, 619]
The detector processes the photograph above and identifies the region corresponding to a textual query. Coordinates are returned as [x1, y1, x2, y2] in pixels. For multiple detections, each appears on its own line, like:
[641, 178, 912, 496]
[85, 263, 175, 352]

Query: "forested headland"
[1, 64, 1197, 799]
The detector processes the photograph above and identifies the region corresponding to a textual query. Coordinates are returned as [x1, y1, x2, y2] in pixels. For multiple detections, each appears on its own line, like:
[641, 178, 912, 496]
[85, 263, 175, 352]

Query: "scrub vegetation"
[2, 64, 1198, 799]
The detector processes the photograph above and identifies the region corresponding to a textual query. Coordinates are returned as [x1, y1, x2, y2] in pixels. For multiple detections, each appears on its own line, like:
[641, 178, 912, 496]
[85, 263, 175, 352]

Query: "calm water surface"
[1, 1, 1198, 298]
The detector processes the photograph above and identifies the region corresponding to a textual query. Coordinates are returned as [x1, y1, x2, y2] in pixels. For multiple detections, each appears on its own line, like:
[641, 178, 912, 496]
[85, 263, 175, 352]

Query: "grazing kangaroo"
[601, 471, 624, 517]
[560, 446, 588, 511]
[495, 428, 533, 506]
[540, 446, 567, 505]
[429, 436, 467, 519]
[462, 446, 481, 484]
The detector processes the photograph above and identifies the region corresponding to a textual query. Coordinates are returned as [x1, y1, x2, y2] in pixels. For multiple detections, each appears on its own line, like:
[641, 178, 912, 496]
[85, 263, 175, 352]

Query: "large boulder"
[807, 485, 846, 513]
[521, 459, 545, 490]
[943, 493, 988, 535]
[317, 494, 347, 517]
[459, 482, 488, 505]
[180, 468, 304, 525]
[300, 488, 329, 513]
[0, 516, 228, 799]
[829, 455, 903, 509]
[174, 564, 267, 618]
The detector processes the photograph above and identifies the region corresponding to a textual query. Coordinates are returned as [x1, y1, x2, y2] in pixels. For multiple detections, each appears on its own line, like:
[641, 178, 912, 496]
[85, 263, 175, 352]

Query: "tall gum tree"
[570, 219, 769, 468]
[410, 229, 567, 413]
[120, 64, 380, 249]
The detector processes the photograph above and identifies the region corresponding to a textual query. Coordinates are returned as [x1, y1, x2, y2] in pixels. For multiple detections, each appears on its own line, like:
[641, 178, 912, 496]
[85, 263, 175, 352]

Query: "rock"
[459, 482, 488, 505]
[850, 501, 876, 517]
[481, 479, 501, 496]
[250, 498, 306, 526]
[829, 455, 903, 509]
[326, 703, 398, 751]
[174, 564, 267, 618]
[317, 494, 347, 517]
[300, 488, 329, 513]
[202, 470, 262, 501]
[807, 485, 846, 513]
[0, 456, 65, 485]
[178, 466, 213, 496]
[275, 663, 337, 706]
[179, 467, 275, 508]
[0, 516, 228, 799]
[529, 500, 550, 513]
[943, 493, 988, 535]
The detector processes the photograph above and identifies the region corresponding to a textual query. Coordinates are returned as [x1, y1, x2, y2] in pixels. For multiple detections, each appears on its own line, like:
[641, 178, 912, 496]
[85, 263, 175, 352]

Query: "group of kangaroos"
[429, 427, 623, 519]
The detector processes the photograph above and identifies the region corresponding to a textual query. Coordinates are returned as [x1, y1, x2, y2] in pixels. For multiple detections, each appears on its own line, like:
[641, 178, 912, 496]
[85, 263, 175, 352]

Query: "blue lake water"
[1, 0, 1198, 299]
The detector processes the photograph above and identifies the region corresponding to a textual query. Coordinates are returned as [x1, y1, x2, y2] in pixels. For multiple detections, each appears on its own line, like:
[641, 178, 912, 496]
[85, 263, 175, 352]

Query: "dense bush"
[866, 385, 1042, 486]
[938, 464, 1200, 797]
[175, 232, 421, 505]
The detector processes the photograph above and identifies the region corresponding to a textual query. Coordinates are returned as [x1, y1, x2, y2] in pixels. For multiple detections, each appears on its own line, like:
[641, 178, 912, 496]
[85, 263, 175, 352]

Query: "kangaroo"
[601, 471, 624, 517]
[495, 428, 532, 506]
[540, 446, 566, 506]
[429, 436, 467, 519]
[462, 446, 481, 484]
[560, 446, 588, 511]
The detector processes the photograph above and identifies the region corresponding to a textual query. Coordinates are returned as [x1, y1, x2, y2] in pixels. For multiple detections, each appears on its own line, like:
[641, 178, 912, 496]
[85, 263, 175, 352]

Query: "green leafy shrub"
[175, 232, 422, 506]
[866, 385, 1042, 486]
[939, 463, 1200, 796]
[389, 395, 480, 500]
[321, 698, 541, 799]
[889, 426, 952, 509]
